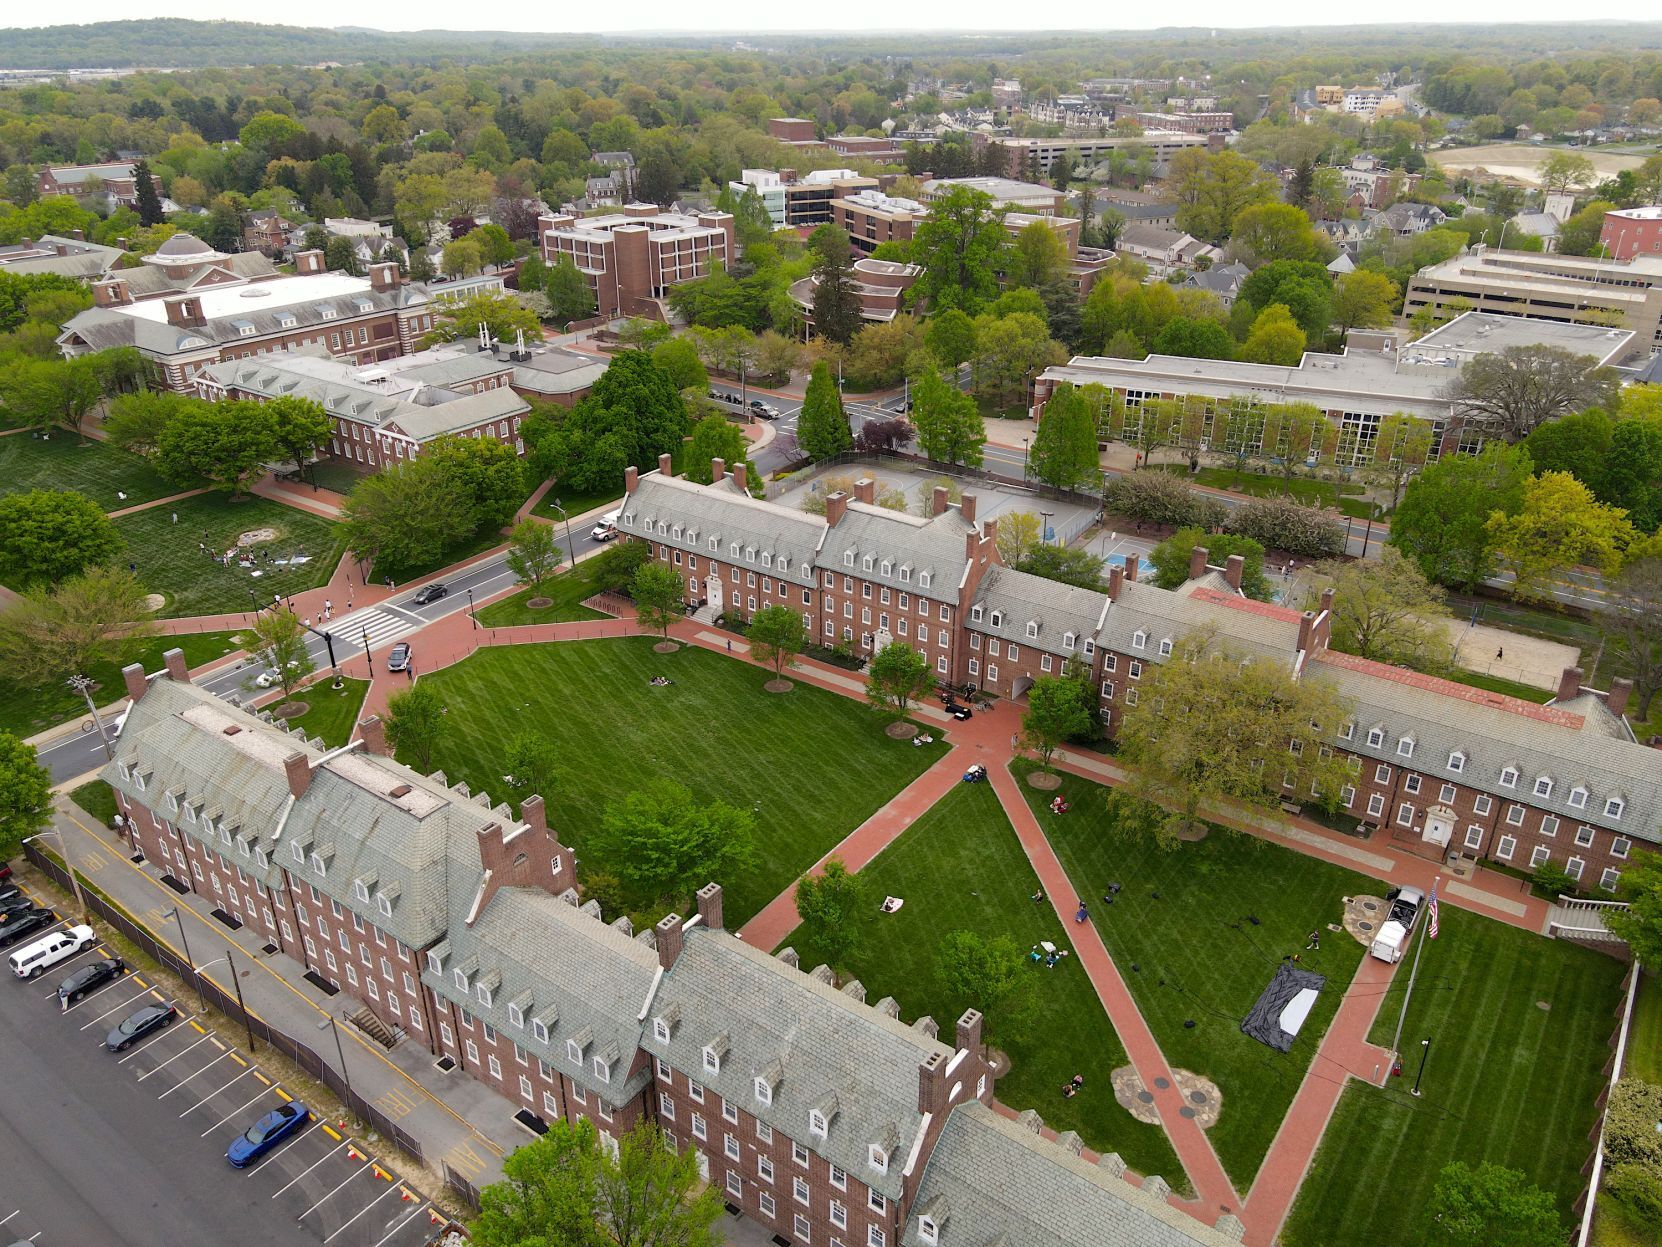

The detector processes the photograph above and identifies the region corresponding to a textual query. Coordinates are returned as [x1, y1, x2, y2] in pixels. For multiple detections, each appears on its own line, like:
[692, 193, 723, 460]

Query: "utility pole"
[68, 674, 114, 761]
[548, 500, 577, 568]
[226, 946, 256, 1053]
[1388, 874, 1440, 1083]
[1410, 1036, 1432, 1097]
[167, 906, 203, 1013]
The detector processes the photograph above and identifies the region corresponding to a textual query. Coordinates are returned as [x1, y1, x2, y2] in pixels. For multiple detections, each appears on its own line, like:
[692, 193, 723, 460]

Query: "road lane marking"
[156, 1047, 231, 1096]
[201, 1084, 280, 1135]
[324, 1180, 402, 1242]
[371, 1202, 429, 1247]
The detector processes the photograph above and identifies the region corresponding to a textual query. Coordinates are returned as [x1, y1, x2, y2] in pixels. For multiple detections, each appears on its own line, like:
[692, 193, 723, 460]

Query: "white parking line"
[156, 1047, 231, 1097]
[324, 1180, 401, 1242]
[270, 1137, 348, 1196]
[73, 980, 151, 1026]
[135, 1032, 216, 1079]
[200, 1084, 279, 1136]
[179, 1066, 254, 1116]
[371, 1202, 429, 1247]
[296, 1160, 370, 1222]
[36, 947, 111, 997]
[0, 1211, 16, 1225]
[117, 1013, 196, 1063]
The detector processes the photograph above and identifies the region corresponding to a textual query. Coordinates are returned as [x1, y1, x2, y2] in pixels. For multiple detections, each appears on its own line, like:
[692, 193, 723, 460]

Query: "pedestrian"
[1496, 646, 1504, 661]
[198, 542, 206, 553]
[726, 639, 732, 652]
[1011, 733, 1019, 750]
[1071, 1073, 1084, 1089]
[128, 561, 137, 574]
[171, 511, 177, 524]
[303, 617, 311, 629]
[117, 490, 127, 502]
[1306, 929, 1321, 950]
[1074, 901, 1088, 924]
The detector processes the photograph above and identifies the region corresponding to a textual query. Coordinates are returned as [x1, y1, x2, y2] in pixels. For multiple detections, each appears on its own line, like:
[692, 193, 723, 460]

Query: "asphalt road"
[0, 963, 302, 1247]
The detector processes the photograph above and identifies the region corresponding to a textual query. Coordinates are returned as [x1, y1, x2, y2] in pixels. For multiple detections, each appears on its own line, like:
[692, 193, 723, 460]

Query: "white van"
[10, 924, 96, 979]
[590, 510, 621, 542]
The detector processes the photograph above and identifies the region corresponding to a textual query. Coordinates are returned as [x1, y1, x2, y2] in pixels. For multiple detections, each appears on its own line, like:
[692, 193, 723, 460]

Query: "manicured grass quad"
[282, 678, 370, 749]
[416, 638, 944, 926]
[1010, 762, 1373, 1190]
[475, 562, 608, 627]
[0, 431, 182, 509]
[1282, 905, 1626, 1247]
[781, 780, 1188, 1191]
[114, 492, 348, 617]
[0, 629, 246, 736]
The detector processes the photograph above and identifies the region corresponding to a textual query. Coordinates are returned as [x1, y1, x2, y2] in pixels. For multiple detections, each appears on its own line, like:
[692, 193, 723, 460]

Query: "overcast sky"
[22, 5, 1654, 33]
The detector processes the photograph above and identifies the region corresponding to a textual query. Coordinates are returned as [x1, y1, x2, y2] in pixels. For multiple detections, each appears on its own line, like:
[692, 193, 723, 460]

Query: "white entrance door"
[1423, 806, 1455, 848]
[705, 575, 723, 613]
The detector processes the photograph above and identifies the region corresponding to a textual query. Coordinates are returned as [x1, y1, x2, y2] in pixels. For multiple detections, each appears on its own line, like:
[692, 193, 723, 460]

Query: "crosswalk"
[329, 606, 419, 655]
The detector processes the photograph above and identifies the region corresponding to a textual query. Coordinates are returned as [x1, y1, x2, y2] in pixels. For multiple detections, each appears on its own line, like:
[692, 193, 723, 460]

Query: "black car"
[106, 1002, 178, 1052]
[386, 642, 412, 673]
[0, 890, 32, 915]
[0, 907, 56, 948]
[59, 957, 127, 1004]
[411, 583, 449, 606]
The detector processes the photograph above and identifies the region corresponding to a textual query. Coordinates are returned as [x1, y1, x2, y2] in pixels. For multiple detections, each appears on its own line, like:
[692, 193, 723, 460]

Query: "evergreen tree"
[796, 361, 853, 461]
[132, 160, 165, 228]
[808, 226, 862, 346]
[1029, 381, 1099, 492]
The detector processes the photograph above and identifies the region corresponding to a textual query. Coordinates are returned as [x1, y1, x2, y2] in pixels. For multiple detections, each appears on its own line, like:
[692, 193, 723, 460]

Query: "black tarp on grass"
[1241, 962, 1327, 1052]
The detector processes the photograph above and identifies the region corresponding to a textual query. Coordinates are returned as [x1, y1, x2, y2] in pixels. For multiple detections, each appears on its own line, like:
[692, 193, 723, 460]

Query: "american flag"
[1427, 885, 1440, 940]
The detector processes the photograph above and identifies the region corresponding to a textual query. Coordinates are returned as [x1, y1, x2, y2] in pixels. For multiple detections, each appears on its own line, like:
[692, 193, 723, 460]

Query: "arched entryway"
[705, 574, 724, 614]
[1011, 675, 1036, 702]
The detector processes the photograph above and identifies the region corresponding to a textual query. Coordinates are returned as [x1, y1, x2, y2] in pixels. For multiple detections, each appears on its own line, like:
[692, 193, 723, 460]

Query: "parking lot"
[0, 899, 444, 1247]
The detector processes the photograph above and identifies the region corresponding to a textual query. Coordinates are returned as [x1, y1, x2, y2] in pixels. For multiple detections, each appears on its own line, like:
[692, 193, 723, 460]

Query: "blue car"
[225, 1101, 308, 1167]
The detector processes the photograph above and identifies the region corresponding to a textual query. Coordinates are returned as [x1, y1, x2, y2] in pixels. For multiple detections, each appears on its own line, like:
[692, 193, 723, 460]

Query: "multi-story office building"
[729, 169, 880, 229]
[833, 190, 927, 255]
[1599, 206, 1662, 261]
[973, 131, 1211, 178]
[920, 176, 1064, 214]
[789, 257, 922, 329]
[537, 205, 735, 320]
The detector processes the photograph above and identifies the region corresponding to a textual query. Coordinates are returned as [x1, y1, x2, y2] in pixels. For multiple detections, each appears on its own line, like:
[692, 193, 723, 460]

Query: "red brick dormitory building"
[105, 660, 1243, 1247]
[620, 460, 1662, 892]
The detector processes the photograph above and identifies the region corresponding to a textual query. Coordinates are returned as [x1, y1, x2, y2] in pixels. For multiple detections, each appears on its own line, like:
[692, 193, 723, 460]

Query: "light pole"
[1410, 1036, 1431, 1097]
[739, 354, 748, 410]
[548, 499, 578, 568]
[1021, 437, 1030, 481]
[26, 828, 89, 920]
[1040, 510, 1055, 546]
[466, 587, 477, 630]
[68, 675, 114, 761]
[361, 623, 373, 674]
[318, 1014, 352, 1099]
[194, 950, 256, 1053]
[165, 905, 202, 1012]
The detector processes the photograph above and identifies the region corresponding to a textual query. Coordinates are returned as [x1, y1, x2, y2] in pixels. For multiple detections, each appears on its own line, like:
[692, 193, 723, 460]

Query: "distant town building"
[767, 117, 819, 144]
[537, 204, 735, 319]
[920, 176, 1064, 214]
[830, 189, 926, 255]
[974, 131, 1211, 178]
[0, 232, 124, 281]
[1599, 205, 1662, 260]
[728, 168, 877, 229]
[788, 256, 921, 328]
[36, 161, 161, 208]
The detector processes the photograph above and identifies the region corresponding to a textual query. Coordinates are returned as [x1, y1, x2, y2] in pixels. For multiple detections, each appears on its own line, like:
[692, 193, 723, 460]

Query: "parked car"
[411, 583, 449, 606]
[709, 388, 740, 404]
[226, 1101, 309, 1167]
[253, 661, 300, 689]
[749, 400, 780, 419]
[0, 907, 56, 949]
[107, 1002, 179, 1052]
[0, 889, 32, 914]
[386, 643, 412, 674]
[9, 924, 96, 978]
[58, 957, 126, 1004]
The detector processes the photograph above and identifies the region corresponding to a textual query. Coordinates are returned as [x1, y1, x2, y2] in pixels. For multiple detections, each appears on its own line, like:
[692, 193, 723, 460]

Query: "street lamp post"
[1040, 510, 1055, 546]
[548, 499, 578, 568]
[1410, 1037, 1431, 1097]
[165, 905, 202, 1012]
[25, 829, 90, 922]
[193, 951, 256, 1052]
[1022, 437, 1030, 481]
[466, 587, 477, 630]
[739, 355, 748, 410]
[67, 674, 114, 761]
[362, 623, 373, 674]
[318, 1014, 352, 1100]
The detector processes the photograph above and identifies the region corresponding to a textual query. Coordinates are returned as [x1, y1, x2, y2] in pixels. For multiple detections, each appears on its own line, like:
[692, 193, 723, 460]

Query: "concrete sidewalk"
[43, 793, 524, 1190]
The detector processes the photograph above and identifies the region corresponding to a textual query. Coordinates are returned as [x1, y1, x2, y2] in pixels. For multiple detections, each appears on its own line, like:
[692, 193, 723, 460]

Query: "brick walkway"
[106, 486, 213, 518]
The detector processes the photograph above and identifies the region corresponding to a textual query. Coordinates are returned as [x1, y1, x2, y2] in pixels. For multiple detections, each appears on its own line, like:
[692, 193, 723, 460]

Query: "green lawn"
[114, 492, 347, 617]
[1011, 762, 1373, 1190]
[1282, 906, 1626, 1247]
[533, 482, 625, 524]
[476, 563, 608, 626]
[307, 458, 370, 495]
[780, 780, 1188, 1190]
[70, 779, 119, 826]
[1625, 971, 1662, 1085]
[1173, 465, 1373, 512]
[0, 432, 183, 509]
[1444, 668, 1554, 704]
[282, 678, 369, 748]
[0, 629, 247, 736]
[415, 638, 944, 926]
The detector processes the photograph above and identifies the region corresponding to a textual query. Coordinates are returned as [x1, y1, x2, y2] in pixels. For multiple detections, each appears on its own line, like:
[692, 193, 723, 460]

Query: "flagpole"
[1387, 874, 1441, 1085]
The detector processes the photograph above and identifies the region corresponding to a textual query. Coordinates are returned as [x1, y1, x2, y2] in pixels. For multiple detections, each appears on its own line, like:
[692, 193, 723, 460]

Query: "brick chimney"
[163, 647, 190, 683]
[1189, 545, 1210, 581]
[162, 294, 204, 327]
[956, 1008, 984, 1057]
[283, 751, 313, 799]
[521, 793, 547, 834]
[1557, 665, 1584, 702]
[1608, 678, 1634, 718]
[1124, 558, 1138, 582]
[625, 465, 639, 494]
[295, 248, 325, 275]
[1320, 587, 1335, 615]
[710, 457, 725, 483]
[93, 276, 132, 308]
[122, 662, 150, 703]
[960, 493, 977, 525]
[1297, 610, 1316, 653]
[358, 715, 389, 755]
[658, 453, 673, 476]
[732, 462, 748, 493]
[69, 228, 85, 242]
[918, 1049, 948, 1116]
[368, 261, 400, 292]
[655, 913, 685, 970]
[1108, 565, 1125, 600]
[854, 477, 875, 505]
[1223, 554, 1244, 590]
[826, 490, 849, 527]
[696, 882, 724, 930]
[931, 485, 950, 517]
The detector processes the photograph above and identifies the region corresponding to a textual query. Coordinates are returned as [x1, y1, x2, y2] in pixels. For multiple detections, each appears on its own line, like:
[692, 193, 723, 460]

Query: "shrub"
[1102, 470, 1228, 530]
[1225, 495, 1346, 558]
[1606, 1164, 1662, 1230]
[1606, 1080, 1662, 1171]
[1532, 863, 1578, 898]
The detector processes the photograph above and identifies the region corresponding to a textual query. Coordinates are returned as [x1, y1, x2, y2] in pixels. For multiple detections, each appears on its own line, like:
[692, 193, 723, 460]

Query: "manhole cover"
[1362, 901, 1378, 911]
[1154, 1077, 1170, 1089]
[1137, 1091, 1154, 1104]
[1358, 921, 1373, 932]
[1180, 1107, 1197, 1119]
[1191, 1091, 1209, 1105]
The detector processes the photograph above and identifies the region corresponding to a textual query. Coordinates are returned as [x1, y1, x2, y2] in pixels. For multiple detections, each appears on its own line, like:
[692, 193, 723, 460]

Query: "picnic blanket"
[1241, 963, 1326, 1053]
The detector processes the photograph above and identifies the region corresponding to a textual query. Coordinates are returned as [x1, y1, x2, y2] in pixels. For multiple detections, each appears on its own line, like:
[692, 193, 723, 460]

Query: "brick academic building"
[107, 659, 1243, 1247]
[621, 460, 1660, 891]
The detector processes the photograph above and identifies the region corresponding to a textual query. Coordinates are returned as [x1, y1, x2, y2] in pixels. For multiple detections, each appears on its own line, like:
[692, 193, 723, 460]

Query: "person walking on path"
[171, 511, 178, 524]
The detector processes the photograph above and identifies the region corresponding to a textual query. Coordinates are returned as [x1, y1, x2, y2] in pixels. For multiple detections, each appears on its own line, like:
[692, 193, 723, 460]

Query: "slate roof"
[1186, 261, 1249, 299]
[1099, 578, 1303, 665]
[48, 161, 140, 184]
[969, 566, 1108, 657]
[0, 235, 124, 279]
[424, 887, 660, 1106]
[900, 1101, 1239, 1247]
[117, 252, 277, 298]
[644, 927, 955, 1201]
[382, 387, 528, 441]
[620, 472, 826, 589]
[816, 501, 972, 600]
[1308, 651, 1662, 842]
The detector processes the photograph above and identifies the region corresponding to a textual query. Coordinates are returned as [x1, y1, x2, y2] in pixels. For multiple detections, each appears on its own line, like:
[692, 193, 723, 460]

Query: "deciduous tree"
[427, 435, 528, 531]
[342, 457, 475, 578]
[0, 732, 53, 865]
[1225, 495, 1346, 558]
[996, 512, 1042, 565]
[264, 396, 332, 471]
[1330, 269, 1400, 333]
[748, 604, 806, 679]
[796, 361, 853, 461]
[1302, 549, 1454, 668]
[0, 489, 122, 590]
[924, 308, 977, 369]
[1102, 470, 1228, 530]
[504, 518, 564, 588]
[1006, 220, 1070, 289]
[1020, 673, 1095, 768]
[1449, 346, 1620, 443]
[0, 565, 154, 689]
[1389, 443, 1532, 590]
[0, 356, 104, 440]
[865, 642, 932, 716]
[936, 930, 1037, 1048]
[385, 681, 446, 771]
[1363, 412, 1435, 510]
[1240, 303, 1307, 366]
[632, 563, 685, 640]
[794, 859, 871, 974]
[248, 608, 315, 700]
[909, 368, 985, 467]
[543, 257, 598, 325]
[154, 400, 279, 496]
[1229, 202, 1323, 264]
[910, 186, 1003, 313]
[1605, 557, 1662, 720]
[1426, 1162, 1562, 1247]
[1487, 471, 1635, 601]
[589, 780, 757, 910]
[1150, 528, 1273, 600]
[1014, 544, 1106, 590]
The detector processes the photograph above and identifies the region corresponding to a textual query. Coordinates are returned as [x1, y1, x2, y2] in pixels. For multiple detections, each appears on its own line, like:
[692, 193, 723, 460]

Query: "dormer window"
[1026, 621, 1039, 639]
[899, 567, 911, 582]
[778, 556, 789, 573]
[919, 571, 932, 589]
[532, 1017, 550, 1044]
[863, 555, 875, 572]
[255, 848, 268, 869]
[593, 1056, 611, 1082]
[566, 1029, 591, 1065]
[477, 982, 493, 1008]
[709, 536, 718, 551]
[1132, 630, 1146, 650]
[919, 1216, 939, 1245]
[654, 1017, 671, 1043]
[653, 1005, 679, 1045]
[311, 850, 328, 877]
[1500, 766, 1519, 788]
[989, 610, 1002, 628]
[1569, 786, 1589, 809]
[762, 552, 772, 568]
[1158, 637, 1173, 657]
[426, 950, 444, 975]
[1606, 797, 1626, 820]
[754, 1077, 773, 1106]
[165, 790, 180, 814]
[971, 605, 983, 622]
[809, 1109, 828, 1138]
[844, 552, 855, 567]
[745, 546, 756, 563]
[1063, 632, 1076, 650]
[376, 893, 393, 918]
[1366, 727, 1385, 748]
[868, 1145, 888, 1173]
[1397, 737, 1415, 758]
[453, 968, 469, 992]
[1082, 639, 1093, 656]
[1447, 751, 1465, 773]
[353, 878, 371, 903]
[703, 1035, 727, 1075]
[879, 560, 892, 577]
[508, 999, 527, 1028]
[1533, 776, 1553, 799]
[118, 762, 132, 782]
